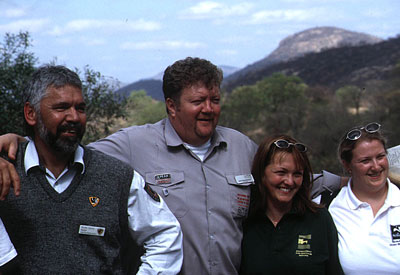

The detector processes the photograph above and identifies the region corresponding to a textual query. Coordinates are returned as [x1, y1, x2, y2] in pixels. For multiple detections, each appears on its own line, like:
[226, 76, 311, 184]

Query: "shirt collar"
[24, 140, 85, 175]
[345, 177, 400, 209]
[164, 117, 227, 148]
[385, 179, 400, 207]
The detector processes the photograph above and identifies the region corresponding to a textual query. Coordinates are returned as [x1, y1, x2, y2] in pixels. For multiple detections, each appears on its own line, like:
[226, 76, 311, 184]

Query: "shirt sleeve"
[127, 170, 183, 275]
[311, 170, 342, 199]
[87, 129, 132, 165]
[0, 218, 17, 267]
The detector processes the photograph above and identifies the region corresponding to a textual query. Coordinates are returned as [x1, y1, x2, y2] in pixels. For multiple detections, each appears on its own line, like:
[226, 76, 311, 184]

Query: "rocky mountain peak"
[271, 26, 382, 61]
[224, 26, 383, 84]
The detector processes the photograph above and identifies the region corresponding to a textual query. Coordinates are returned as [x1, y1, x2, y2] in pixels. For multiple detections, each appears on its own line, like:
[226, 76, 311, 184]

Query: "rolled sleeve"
[0, 218, 17, 267]
[127, 171, 183, 275]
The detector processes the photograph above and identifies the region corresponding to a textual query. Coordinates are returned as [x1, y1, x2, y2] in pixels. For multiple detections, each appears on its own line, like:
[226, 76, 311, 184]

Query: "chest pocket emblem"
[89, 196, 100, 207]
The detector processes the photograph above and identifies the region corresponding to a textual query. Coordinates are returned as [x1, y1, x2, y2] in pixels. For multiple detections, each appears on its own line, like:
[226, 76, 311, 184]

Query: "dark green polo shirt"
[240, 207, 343, 275]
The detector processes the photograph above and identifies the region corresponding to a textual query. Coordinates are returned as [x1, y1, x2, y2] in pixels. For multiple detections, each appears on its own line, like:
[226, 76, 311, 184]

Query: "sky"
[0, 0, 399, 85]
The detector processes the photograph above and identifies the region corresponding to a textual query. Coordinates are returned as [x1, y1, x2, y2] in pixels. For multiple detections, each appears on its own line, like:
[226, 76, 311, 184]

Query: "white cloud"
[247, 8, 321, 24]
[0, 19, 50, 33]
[120, 40, 206, 50]
[48, 19, 161, 35]
[180, 1, 253, 19]
[2, 8, 26, 18]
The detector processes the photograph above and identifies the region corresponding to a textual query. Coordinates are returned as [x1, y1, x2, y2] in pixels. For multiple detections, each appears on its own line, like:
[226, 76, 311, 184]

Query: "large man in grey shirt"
[87, 57, 342, 274]
[0, 57, 341, 274]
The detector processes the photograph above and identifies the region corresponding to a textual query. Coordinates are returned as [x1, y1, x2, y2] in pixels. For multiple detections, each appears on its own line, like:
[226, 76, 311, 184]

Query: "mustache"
[57, 122, 84, 135]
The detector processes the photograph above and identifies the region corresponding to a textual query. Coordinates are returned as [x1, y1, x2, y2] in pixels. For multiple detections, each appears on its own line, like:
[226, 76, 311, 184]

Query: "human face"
[263, 152, 303, 209]
[167, 84, 221, 146]
[345, 139, 388, 193]
[33, 85, 86, 154]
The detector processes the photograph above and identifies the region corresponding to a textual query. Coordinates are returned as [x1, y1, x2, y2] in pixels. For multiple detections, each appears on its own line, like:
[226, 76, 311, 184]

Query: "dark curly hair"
[162, 57, 223, 104]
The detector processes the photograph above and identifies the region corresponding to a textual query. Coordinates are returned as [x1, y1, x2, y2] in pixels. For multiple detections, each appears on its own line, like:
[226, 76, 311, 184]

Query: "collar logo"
[89, 197, 100, 207]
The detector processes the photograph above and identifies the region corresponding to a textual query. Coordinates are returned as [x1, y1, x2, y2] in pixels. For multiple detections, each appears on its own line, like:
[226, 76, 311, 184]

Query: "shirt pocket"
[226, 174, 254, 218]
[145, 171, 188, 218]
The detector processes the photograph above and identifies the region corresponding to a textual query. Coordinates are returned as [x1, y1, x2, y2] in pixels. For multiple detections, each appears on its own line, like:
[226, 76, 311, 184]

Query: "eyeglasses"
[273, 139, 307, 152]
[346, 122, 381, 140]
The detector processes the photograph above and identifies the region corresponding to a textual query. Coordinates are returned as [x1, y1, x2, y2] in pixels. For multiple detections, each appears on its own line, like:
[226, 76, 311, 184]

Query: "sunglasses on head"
[346, 122, 381, 141]
[273, 139, 307, 152]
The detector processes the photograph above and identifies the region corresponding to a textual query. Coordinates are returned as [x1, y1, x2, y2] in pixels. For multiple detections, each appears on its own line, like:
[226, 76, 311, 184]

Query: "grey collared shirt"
[89, 118, 257, 274]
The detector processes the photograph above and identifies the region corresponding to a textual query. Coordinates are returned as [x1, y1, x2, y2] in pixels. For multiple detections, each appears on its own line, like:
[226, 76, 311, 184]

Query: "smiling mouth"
[63, 129, 77, 135]
[278, 187, 293, 193]
[368, 171, 384, 178]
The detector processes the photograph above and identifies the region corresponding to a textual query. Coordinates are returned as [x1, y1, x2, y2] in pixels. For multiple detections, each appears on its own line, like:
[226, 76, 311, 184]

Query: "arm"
[0, 134, 26, 199]
[311, 170, 347, 199]
[127, 171, 183, 275]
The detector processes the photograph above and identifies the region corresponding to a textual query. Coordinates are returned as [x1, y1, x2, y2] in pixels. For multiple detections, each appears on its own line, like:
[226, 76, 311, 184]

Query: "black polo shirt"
[240, 207, 343, 275]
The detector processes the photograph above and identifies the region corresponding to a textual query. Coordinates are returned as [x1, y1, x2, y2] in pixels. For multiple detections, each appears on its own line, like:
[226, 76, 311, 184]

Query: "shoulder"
[329, 185, 349, 210]
[215, 125, 257, 148]
[83, 146, 133, 173]
[118, 119, 164, 138]
[304, 207, 333, 222]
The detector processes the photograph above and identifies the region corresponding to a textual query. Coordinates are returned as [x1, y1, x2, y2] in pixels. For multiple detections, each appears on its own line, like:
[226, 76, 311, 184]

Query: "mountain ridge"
[223, 26, 383, 88]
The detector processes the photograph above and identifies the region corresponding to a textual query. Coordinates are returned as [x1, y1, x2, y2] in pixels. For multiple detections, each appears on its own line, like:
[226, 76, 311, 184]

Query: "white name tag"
[79, 225, 105, 237]
[235, 174, 254, 184]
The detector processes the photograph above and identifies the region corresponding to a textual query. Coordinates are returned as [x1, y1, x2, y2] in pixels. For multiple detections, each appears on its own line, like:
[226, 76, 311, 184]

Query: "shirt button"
[162, 188, 169, 196]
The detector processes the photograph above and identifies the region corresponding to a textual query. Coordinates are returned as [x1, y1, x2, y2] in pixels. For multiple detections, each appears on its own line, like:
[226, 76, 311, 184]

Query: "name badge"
[79, 225, 105, 237]
[235, 174, 254, 184]
[155, 173, 171, 184]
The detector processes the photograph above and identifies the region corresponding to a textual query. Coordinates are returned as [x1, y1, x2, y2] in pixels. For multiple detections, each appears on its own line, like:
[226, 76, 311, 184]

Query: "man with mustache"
[0, 65, 183, 274]
[87, 57, 342, 274]
[0, 58, 341, 274]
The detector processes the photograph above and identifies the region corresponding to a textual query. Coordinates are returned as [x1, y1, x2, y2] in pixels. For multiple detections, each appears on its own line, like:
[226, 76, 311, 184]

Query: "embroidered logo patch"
[89, 197, 100, 207]
[391, 225, 400, 242]
[145, 183, 160, 202]
[296, 234, 312, 257]
[236, 193, 250, 216]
